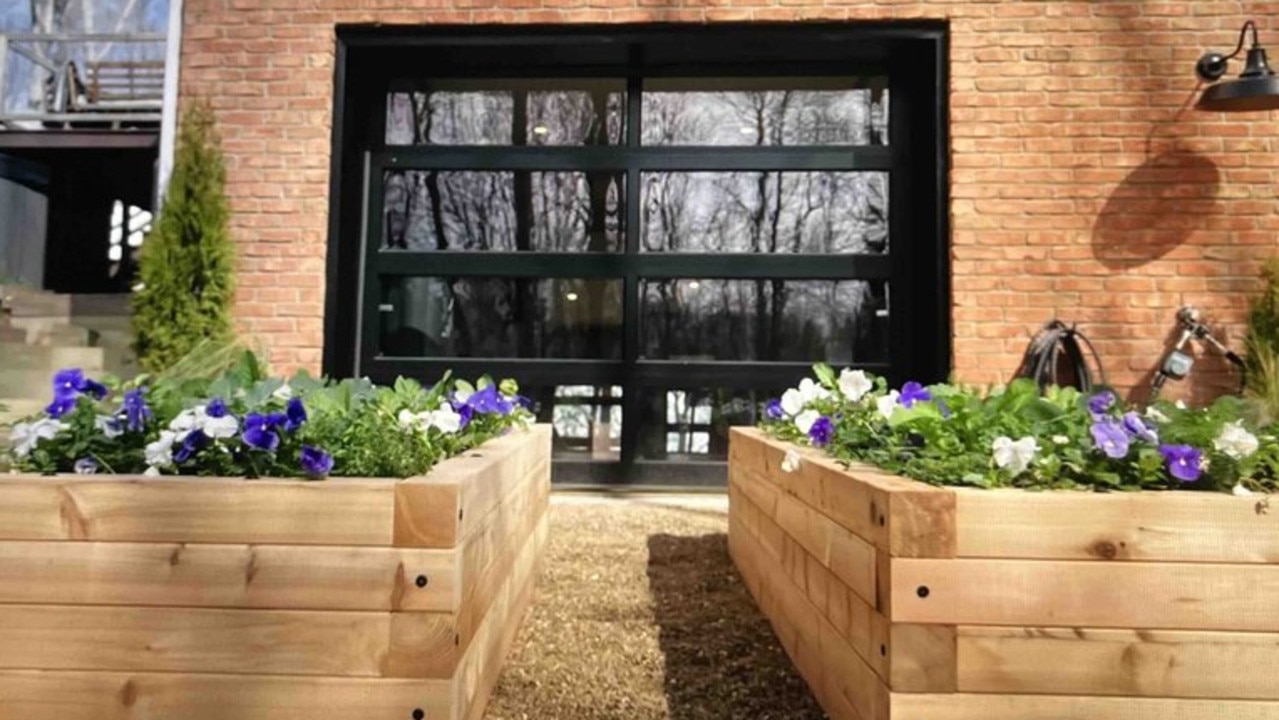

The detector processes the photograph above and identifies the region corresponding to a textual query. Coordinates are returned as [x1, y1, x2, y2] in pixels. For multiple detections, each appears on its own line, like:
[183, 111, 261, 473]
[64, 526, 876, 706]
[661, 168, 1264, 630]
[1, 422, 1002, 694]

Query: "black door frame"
[324, 23, 951, 487]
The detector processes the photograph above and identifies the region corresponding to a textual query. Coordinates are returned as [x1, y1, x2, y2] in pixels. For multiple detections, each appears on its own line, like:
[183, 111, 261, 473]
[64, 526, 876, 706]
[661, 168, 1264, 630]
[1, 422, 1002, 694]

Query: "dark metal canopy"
[1195, 21, 1279, 112]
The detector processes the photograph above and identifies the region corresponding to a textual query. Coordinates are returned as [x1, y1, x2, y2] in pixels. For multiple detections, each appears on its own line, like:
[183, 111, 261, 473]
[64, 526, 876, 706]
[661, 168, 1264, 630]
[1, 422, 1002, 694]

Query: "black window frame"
[325, 23, 951, 487]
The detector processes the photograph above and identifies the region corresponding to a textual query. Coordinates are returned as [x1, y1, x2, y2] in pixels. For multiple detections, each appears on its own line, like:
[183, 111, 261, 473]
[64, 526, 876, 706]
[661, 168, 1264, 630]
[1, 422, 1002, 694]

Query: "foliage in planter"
[131, 102, 236, 374]
[761, 365, 1279, 493]
[1245, 256, 1279, 424]
[4, 352, 532, 479]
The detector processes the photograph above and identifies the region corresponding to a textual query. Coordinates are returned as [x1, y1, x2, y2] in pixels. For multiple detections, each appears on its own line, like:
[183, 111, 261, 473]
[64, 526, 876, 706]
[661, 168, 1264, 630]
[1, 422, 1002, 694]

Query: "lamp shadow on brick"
[1091, 148, 1222, 270]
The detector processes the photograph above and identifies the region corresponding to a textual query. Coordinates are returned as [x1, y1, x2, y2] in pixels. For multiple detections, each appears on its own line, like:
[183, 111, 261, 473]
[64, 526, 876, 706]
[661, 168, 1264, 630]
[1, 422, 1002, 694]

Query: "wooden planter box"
[728, 427, 1279, 720]
[0, 424, 552, 720]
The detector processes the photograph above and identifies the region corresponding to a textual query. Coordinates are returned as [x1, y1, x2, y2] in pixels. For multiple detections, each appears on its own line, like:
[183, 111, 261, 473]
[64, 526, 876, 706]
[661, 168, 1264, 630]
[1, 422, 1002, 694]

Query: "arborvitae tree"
[131, 103, 235, 373]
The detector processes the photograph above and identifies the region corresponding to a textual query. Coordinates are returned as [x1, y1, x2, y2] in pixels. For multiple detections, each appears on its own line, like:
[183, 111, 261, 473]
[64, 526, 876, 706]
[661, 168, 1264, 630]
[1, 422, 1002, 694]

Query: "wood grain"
[0, 540, 457, 612]
[0, 478, 395, 546]
[891, 692, 1279, 720]
[0, 671, 451, 720]
[956, 489, 1279, 563]
[730, 482, 890, 720]
[891, 558, 1279, 631]
[395, 424, 551, 548]
[0, 605, 413, 677]
[730, 427, 955, 558]
[958, 626, 1279, 700]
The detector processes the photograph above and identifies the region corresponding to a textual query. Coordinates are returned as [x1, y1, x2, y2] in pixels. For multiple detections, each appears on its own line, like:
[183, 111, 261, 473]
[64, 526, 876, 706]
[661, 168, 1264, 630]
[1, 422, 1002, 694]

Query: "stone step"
[0, 398, 46, 425]
[0, 344, 105, 374]
[0, 370, 56, 402]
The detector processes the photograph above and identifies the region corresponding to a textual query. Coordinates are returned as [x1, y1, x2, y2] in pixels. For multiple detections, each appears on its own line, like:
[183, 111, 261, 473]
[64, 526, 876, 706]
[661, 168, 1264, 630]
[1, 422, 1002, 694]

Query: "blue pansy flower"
[74, 457, 99, 475]
[1159, 444, 1202, 483]
[122, 388, 153, 432]
[765, 399, 785, 421]
[174, 430, 209, 464]
[242, 414, 281, 452]
[1088, 390, 1116, 418]
[285, 397, 307, 432]
[468, 386, 513, 415]
[52, 368, 85, 399]
[300, 445, 335, 478]
[1121, 411, 1158, 443]
[1090, 420, 1129, 459]
[45, 394, 78, 418]
[206, 398, 229, 418]
[808, 416, 834, 447]
[898, 382, 932, 408]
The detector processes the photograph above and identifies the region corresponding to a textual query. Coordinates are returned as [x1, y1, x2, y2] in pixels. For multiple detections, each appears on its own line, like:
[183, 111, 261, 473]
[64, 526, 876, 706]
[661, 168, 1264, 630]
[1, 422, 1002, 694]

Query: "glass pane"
[641, 172, 887, 254]
[635, 387, 775, 462]
[521, 385, 623, 461]
[382, 171, 624, 252]
[386, 79, 626, 146]
[640, 279, 888, 363]
[642, 77, 888, 146]
[378, 277, 623, 358]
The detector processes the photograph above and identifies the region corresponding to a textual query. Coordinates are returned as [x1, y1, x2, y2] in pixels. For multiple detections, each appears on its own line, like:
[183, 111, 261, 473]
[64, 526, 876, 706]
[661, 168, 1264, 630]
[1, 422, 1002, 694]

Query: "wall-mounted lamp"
[1196, 20, 1279, 111]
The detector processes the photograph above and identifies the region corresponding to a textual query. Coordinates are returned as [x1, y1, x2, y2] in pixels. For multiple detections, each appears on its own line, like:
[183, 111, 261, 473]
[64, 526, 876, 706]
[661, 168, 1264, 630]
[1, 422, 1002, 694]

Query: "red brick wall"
[180, 1, 1279, 402]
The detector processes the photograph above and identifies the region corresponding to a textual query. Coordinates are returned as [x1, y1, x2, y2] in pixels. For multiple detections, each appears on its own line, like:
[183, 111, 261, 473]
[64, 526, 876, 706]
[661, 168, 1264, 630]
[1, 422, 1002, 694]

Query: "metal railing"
[0, 32, 166, 129]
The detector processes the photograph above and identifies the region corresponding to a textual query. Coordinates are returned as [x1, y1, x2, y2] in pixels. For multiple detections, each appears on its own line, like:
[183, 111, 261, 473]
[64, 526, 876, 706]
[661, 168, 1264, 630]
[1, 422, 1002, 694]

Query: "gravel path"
[486, 497, 827, 720]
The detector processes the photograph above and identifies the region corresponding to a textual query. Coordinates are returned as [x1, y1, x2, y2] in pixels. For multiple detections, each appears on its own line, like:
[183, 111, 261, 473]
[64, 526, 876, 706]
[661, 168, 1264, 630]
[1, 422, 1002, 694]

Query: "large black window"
[327, 25, 950, 486]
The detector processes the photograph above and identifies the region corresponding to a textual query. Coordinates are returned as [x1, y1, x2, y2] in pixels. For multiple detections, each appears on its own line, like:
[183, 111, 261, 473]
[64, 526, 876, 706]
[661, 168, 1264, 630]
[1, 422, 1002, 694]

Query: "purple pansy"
[1121, 411, 1158, 443]
[1090, 420, 1130, 459]
[45, 394, 78, 418]
[300, 445, 335, 478]
[122, 388, 153, 432]
[206, 398, 229, 419]
[1088, 390, 1116, 417]
[73, 457, 99, 475]
[898, 382, 932, 408]
[456, 404, 474, 429]
[285, 397, 307, 432]
[242, 414, 281, 452]
[765, 399, 785, 421]
[47, 368, 108, 417]
[1159, 444, 1202, 483]
[467, 386, 513, 416]
[174, 430, 209, 464]
[808, 416, 834, 447]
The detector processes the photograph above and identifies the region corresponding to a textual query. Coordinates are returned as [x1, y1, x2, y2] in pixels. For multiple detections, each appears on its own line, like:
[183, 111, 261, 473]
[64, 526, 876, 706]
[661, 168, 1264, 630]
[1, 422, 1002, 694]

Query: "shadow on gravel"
[646, 532, 827, 720]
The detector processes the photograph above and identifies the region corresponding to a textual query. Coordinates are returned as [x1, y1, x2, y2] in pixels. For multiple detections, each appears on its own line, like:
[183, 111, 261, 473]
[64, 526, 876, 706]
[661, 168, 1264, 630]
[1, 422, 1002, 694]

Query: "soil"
[485, 497, 828, 720]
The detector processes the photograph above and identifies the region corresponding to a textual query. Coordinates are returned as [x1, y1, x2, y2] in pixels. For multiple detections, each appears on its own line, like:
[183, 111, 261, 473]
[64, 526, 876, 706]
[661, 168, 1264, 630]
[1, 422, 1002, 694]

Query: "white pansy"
[780, 388, 806, 416]
[169, 406, 205, 433]
[95, 415, 124, 439]
[1051, 434, 1070, 445]
[1214, 421, 1259, 460]
[992, 436, 1038, 475]
[204, 414, 239, 440]
[10, 418, 67, 458]
[876, 390, 901, 420]
[1145, 406, 1170, 424]
[397, 409, 420, 431]
[1233, 483, 1254, 496]
[429, 407, 463, 434]
[838, 369, 873, 403]
[143, 465, 162, 477]
[781, 449, 802, 473]
[1175, 400, 1187, 410]
[145, 431, 178, 469]
[272, 383, 293, 400]
[797, 378, 832, 404]
[794, 409, 821, 435]
[453, 387, 474, 404]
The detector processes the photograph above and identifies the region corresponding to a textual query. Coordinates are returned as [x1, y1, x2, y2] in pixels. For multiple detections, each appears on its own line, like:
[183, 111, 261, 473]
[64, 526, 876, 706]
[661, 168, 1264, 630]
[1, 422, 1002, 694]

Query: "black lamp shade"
[1197, 75, 1279, 111]
[1197, 42, 1279, 111]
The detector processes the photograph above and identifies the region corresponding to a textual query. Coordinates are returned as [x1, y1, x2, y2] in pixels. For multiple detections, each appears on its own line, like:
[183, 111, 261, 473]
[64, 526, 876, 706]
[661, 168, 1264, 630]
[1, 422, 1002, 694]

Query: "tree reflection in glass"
[641, 171, 887, 254]
[640, 279, 887, 364]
